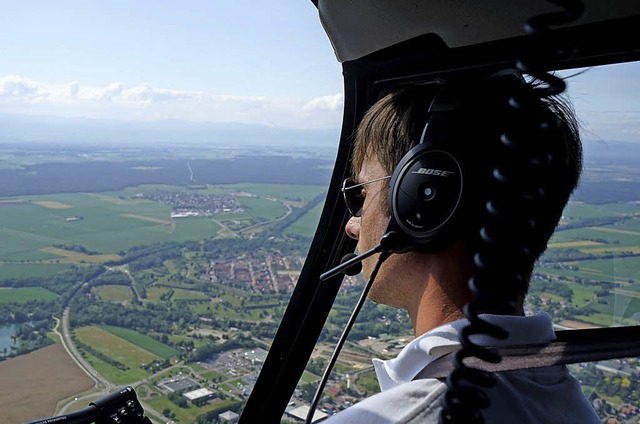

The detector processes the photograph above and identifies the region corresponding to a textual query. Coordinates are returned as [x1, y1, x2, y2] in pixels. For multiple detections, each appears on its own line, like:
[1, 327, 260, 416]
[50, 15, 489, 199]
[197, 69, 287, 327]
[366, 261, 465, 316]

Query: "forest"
[0, 155, 332, 197]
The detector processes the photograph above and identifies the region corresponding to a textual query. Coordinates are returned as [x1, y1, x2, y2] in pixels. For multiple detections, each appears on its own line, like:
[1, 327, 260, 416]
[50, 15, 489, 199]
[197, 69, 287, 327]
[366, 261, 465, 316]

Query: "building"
[243, 348, 268, 365]
[218, 410, 240, 423]
[183, 387, 215, 403]
[157, 376, 199, 393]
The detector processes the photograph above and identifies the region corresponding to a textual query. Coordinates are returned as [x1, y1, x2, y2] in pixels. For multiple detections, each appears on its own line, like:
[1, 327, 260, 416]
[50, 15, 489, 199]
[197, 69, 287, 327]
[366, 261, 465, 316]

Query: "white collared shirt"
[324, 313, 600, 423]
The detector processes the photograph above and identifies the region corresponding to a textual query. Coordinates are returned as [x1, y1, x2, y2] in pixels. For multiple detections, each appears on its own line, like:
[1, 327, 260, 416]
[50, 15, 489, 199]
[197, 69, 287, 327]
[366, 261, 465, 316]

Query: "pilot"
[324, 76, 600, 423]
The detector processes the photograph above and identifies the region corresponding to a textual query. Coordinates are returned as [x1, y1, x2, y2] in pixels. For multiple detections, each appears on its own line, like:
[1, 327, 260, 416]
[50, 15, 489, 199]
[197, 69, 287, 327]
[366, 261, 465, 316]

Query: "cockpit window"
[286, 61, 640, 422]
[0, 2, 341, 423]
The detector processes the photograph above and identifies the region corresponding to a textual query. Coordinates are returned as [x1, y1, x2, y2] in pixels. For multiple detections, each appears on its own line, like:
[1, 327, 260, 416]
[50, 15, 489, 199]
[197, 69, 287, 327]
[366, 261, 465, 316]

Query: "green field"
[218, 183, 325, 202]
[532, 199, 640, 330]
[200, 369, 227, 382]
[99, 325, 179, 358]
[562, 202, 632, 219]
[94, 285, 132, 303]
[121, 185, 194, 194]
[553, 226, 640, 246]
[0, 193, 177, 257]
[236, 196, 287, 221]
[0, 263, 72, 279]
[536, 260, 639, 286]
[562, 282, 598, 307]
[146, 395, 240, 424]
[615, 217, 640, 232]
[79, 346, 150, 385]
[0, 287, 58, 303]
[591, 292, 640, 320]
[354, 369, 381, 396]
[574, 257, 640, 282]
[75, 326, 161, 368]
[299, 370, 320, 383]
[0, 183, 320, 264]
[190, 300, 266, 320]
[284, 202, 324, 238]
[146, 287, 211, 302]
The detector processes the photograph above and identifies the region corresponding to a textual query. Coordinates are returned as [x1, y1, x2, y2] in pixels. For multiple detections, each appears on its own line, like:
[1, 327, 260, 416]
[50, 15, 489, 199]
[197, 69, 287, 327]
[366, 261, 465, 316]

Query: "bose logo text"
[411, 168, 455, 177]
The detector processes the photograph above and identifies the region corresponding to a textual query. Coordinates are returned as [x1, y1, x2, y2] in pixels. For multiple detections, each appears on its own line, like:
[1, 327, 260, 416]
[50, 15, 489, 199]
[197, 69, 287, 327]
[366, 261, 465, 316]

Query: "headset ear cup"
[388, 143, 464, 250]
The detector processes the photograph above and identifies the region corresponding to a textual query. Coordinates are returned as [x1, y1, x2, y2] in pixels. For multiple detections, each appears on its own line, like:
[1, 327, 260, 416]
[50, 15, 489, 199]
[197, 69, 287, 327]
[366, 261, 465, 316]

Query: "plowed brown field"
[0, 344, 93, 423]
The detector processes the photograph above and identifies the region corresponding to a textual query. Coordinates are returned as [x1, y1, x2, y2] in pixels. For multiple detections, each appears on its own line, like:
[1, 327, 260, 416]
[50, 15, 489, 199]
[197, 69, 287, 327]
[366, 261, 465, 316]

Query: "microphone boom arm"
[319, 244, 382, 281]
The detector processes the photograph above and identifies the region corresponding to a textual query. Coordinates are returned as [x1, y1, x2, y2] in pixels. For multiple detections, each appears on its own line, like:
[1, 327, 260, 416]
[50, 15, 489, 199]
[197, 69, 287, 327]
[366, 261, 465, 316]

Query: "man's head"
[345, 74, 582, 318]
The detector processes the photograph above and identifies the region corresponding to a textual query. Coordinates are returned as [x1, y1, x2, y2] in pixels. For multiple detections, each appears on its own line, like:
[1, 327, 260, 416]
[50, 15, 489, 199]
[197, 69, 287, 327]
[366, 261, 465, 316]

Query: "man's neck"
[410, 281, 467, 337]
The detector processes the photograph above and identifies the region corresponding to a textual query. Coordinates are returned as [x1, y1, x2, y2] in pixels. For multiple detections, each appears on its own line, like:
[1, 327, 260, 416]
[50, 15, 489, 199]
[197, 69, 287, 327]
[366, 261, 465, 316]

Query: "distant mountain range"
[1, 113, 639, 165]
[0, 113, 340, 149]
[582, 138, 640, 165]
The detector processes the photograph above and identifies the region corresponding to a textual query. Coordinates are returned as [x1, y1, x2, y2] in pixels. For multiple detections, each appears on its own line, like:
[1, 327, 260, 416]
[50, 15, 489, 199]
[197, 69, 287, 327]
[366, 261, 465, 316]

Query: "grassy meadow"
[284, 202, 324, 237]
[532, 201, 640, 326]
[98, 325, 179, 358]
[0, 287, 58, 303]
[0, 183, 322, 278]
[94, 285, 133, 303]
[0, 263, 72, 279]
[75, 325, 161, 364]
[74, 325, 176, 384]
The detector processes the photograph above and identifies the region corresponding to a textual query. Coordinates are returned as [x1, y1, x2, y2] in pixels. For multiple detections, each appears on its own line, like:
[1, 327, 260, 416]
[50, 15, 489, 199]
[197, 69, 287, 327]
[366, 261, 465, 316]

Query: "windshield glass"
[0, 2, 340, 423]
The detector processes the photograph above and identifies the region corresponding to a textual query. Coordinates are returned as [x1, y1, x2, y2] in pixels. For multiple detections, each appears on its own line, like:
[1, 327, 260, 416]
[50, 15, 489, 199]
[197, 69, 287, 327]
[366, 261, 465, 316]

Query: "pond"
[0, 324, 17, 357]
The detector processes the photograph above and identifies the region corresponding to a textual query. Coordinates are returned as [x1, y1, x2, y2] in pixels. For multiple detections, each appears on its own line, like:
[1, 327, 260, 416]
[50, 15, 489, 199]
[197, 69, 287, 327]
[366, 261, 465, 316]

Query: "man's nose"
[345, 216, 360, 240]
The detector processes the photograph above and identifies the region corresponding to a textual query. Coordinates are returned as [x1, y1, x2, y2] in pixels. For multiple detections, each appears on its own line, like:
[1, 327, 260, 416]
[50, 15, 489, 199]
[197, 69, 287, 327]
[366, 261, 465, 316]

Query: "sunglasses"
[341, 175, 391, 217]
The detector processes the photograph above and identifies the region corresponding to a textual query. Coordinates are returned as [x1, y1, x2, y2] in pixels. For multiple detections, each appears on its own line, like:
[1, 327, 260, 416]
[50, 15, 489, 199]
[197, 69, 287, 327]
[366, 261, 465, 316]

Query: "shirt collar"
[373, 313, 556, 391]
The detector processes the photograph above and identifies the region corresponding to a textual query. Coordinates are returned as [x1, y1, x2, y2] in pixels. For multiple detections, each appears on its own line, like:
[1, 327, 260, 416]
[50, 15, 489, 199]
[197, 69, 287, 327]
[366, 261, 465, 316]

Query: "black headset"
[385, 82, 467, 253]
[384, 71, 525, 253]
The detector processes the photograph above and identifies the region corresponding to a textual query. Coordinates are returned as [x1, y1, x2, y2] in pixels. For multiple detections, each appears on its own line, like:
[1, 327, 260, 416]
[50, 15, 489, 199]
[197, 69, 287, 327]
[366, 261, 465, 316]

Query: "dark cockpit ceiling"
[317, 0, 640, 63]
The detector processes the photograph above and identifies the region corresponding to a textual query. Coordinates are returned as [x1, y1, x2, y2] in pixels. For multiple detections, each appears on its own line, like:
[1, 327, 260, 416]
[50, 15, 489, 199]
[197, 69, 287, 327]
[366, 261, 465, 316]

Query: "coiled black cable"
[439, 1, 584, 423]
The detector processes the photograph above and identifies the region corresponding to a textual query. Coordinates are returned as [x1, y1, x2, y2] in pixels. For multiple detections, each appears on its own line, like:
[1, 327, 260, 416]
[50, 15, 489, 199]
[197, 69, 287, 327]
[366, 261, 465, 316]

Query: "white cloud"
[0, 75, 342, 129]
[0, 75, 42, 99]
[303, 93, 343, 111]
[68, 82, 80, 98]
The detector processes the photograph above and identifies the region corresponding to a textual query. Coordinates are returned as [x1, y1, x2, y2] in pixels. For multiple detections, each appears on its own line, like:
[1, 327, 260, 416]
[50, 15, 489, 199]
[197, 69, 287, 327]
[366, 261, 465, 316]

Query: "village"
[208, 252, 363, 294]
[137, 192, 245, 218]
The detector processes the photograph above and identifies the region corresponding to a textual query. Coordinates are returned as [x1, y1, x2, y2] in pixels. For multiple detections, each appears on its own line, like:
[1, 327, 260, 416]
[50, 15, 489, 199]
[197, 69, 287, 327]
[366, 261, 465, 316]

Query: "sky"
[0, 0, 344, 129]
[0, 1, 639, 141]
[559, 63, 640, 144]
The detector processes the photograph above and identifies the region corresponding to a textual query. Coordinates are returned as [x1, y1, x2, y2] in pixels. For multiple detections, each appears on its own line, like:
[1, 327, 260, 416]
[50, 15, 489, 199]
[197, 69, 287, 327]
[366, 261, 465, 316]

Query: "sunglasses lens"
[343, 178, 364, 217]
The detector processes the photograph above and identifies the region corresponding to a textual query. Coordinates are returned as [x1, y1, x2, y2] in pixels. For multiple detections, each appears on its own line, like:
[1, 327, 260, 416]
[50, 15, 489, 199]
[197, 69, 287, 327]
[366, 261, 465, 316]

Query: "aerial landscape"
[0, 136, 639, 423]
[2, 1, 639, 423]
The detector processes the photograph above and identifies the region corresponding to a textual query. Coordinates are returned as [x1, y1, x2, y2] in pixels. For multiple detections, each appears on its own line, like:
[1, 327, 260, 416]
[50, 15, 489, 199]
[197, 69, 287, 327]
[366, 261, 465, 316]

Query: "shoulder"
[325, 366, 600, 424]
[325, 379, 446, 424]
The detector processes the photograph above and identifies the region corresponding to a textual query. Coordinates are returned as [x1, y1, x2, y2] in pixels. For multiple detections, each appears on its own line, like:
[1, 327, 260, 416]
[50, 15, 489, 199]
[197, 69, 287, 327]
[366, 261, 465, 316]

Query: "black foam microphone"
[319, 231, 414, 281]
[340, 252, 363, 276]
[319, 245, 382, 281]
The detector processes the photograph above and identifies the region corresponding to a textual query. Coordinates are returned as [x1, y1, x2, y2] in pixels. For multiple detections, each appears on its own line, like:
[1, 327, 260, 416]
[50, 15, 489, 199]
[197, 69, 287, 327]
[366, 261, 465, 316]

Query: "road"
[56, 309, 112, 391]
[54, 308, 171, 423]
[53, 308, 112, 414]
